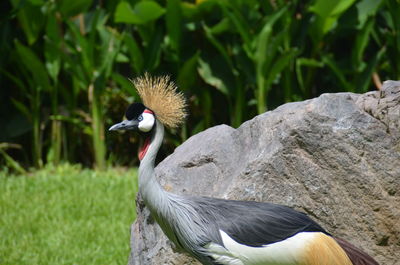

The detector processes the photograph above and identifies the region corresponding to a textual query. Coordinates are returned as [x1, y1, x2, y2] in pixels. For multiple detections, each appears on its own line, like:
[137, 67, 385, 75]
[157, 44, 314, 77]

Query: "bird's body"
[150, 194, 348, 265]
[135, 119, 357, 265]
[110, 74, 379, 265]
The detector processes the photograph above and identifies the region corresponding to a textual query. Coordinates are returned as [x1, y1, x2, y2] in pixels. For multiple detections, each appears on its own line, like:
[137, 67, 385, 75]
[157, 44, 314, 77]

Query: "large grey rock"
[128, 81, 400, 265]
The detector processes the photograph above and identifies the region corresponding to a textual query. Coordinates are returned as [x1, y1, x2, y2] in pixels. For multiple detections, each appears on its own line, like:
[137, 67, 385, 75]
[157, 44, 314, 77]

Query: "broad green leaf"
[356, 0, 383, 29]
[49, 115, 85, 127]
[11, 99, 31, 120]
[296, 58, 324, 93]
[97, 27, 122, 79]
[256, 47, 296, 113]
[166, 0, 182, 52]
[144, 28, 163, 71]
[310, 0, 355, 17]
[258, 25, 289, 76]
[200, 89, 213, 129]
[44, 44, 61, 83]
[203, 24, 236, 75]
[222, 5, 250, 43]
[209, 18, 231, 35]
[254, 6, 288, 113]
[124, 34, 144, 73]
[197, 58, 229, 96]
[265, 49, 298, 89]
[62, 50, 89, 88]
[309, 0, 357, 36]
[115, 52, 129, 63]
[57, 0, 93, 18]
[28, 0, 44, 5]
[254, 6, 288, 67]
[14, 40, 51, 92]
[15, 2, 45, 45]
[114, 1, 165, 25]
[45, 10, 61, 42]
[66, 20, 92, 79]
[181, 2, 201, 21]
[296, 58, 324, 68]
[196, 0, 220, 14]
[177, 51, 200, 91]
[220, 2, 252, 57]
[88, 9, 103, 79]
[45, 14, 62, 83]
[114, 2, 141, 24]
[386, 0, 400, 51]
[352, 19, 374, 71]
[112, 73, 138, 99]
[356, 46, 386, 92]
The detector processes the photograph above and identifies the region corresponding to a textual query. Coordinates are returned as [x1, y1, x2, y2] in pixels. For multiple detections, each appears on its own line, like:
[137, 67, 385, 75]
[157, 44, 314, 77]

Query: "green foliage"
[0, 164, 137, 264]
[115, 1, 165, 24]
[1, 0, 399, 169]
[309, 0, 357, 38]
[0, 143, 26, 175]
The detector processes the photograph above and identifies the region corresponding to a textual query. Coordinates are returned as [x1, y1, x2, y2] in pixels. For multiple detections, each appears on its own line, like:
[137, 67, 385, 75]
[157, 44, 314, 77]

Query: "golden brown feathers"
[301, 233, 353, 265]
[132, 74, 187, 129]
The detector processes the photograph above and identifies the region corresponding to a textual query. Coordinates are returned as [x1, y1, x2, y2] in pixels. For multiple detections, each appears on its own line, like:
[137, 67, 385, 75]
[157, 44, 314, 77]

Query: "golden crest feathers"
[132, 73, 187, 129]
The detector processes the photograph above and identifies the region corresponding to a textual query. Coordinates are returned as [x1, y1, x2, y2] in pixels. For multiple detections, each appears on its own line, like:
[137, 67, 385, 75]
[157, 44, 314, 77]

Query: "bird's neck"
[138, 119, 168, 209]
[137, 122, 204, 252]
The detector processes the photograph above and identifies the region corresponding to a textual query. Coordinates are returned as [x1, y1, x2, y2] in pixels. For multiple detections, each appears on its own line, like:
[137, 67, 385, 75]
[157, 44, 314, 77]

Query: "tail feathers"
[334, 237, 380, 265]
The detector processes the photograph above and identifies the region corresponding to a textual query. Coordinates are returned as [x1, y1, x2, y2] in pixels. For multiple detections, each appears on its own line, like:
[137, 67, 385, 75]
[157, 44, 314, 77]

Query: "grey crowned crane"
[109, 74, 379, 265]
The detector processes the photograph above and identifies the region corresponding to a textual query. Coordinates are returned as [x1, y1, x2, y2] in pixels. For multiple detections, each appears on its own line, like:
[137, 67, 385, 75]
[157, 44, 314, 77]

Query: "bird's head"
[108, 74, 187, 160]
[109, 74, 186, 133]
[109, 103, 156, 133]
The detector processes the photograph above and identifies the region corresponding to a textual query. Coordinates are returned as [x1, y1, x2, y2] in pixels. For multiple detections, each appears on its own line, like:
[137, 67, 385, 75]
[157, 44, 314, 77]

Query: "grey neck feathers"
[138, 119, 166, 207]
[138, 119, 186, 246]
[137, 119, 212, 261]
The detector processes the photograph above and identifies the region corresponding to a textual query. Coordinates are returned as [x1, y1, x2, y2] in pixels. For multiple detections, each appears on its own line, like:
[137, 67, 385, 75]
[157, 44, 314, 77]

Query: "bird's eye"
[138, 115, 143, 121]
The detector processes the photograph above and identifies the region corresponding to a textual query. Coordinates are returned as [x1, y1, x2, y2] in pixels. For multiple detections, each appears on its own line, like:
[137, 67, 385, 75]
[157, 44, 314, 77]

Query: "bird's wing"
[190, 196, 328, 247]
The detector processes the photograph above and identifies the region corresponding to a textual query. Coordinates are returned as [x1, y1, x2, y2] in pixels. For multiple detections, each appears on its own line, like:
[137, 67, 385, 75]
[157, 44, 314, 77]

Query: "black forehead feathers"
[125, 103, 146, 120]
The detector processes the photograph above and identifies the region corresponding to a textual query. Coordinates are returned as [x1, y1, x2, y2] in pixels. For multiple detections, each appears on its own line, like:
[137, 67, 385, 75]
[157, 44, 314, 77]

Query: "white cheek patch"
[138, 113, 155, 132]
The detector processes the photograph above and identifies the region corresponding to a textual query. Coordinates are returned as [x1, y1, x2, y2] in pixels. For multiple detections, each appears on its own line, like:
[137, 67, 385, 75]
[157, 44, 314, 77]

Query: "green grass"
[0, 164, 138, 265]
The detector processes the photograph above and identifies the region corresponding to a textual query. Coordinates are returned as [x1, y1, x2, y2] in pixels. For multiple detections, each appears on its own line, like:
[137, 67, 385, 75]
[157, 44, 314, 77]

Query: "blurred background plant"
[1, 0, 399, 171]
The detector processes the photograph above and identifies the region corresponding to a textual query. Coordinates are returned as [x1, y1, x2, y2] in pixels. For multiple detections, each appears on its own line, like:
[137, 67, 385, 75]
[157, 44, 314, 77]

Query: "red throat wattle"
[139, 137, 151, 160]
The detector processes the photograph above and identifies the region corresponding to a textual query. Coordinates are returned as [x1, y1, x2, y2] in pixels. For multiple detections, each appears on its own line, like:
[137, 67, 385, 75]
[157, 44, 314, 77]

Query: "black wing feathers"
[191, 196, 328, 247]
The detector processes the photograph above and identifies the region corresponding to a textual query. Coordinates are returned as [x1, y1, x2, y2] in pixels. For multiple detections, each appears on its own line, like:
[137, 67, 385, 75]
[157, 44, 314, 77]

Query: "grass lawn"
[0, 164, 138, 265]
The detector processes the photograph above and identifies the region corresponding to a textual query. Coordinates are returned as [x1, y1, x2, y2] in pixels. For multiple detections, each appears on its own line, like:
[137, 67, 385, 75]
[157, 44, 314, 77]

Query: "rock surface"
[128, 81, 400, 265]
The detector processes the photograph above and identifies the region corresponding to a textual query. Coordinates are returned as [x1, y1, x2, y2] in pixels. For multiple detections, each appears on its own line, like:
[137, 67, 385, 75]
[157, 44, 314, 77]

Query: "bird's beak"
[109, 120, 139, 131]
